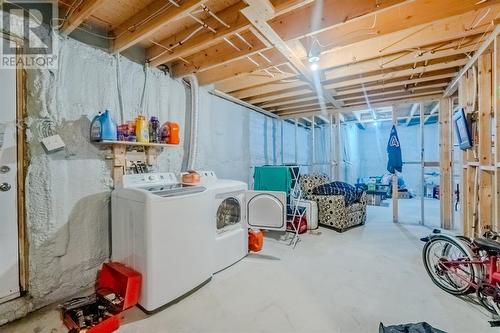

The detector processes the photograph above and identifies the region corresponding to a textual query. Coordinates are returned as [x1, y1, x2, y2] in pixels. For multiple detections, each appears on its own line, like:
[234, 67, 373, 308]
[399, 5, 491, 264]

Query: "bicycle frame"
[441, 255, 500, 289]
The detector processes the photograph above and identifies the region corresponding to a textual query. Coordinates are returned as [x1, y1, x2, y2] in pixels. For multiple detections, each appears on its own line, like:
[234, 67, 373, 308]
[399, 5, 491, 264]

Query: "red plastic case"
[62, 262, 142, 333]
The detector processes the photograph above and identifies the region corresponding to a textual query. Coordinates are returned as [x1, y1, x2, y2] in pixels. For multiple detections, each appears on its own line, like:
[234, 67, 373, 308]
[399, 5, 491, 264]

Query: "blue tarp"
[387, 125, 402, 174]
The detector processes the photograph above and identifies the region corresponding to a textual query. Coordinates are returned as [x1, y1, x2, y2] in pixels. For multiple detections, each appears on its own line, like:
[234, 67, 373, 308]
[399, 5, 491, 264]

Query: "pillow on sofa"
[312, 181, 363, 206]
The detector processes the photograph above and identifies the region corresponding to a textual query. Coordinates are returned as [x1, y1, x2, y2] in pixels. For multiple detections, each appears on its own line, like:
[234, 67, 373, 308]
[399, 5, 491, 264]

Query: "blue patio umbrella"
[387, 125, 402, 174]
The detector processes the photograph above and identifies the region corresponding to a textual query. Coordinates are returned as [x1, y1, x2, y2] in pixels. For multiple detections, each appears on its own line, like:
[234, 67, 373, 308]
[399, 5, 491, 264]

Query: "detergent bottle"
[167, 122, 180, 144]
[90, 112, 102, 141]
[100, 110, 118, 141]
[135, 115, 149, 143]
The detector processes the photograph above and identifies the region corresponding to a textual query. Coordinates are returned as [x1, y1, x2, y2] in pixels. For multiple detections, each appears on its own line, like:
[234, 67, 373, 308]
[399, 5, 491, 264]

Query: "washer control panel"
[196, 170, 218, 184]
[122, 172, 178, 188]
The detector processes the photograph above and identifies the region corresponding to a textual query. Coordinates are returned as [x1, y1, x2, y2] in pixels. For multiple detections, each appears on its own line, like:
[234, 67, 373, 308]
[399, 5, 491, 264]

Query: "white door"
[246, 191, 286, 231]
[0, 67, 20, 302]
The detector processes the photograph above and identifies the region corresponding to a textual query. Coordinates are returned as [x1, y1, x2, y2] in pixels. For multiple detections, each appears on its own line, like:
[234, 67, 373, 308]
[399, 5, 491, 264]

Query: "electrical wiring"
[201, 4, 229, 28]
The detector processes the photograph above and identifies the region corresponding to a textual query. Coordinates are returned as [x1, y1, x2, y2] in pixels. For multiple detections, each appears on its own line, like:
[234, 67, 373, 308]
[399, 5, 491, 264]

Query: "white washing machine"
[197, 171, 287, 273]
[111, 172, 213, 313]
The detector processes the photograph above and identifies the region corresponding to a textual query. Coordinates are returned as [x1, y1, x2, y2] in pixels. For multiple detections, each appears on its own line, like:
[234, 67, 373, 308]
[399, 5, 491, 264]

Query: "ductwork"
[183, 75, 199, 171]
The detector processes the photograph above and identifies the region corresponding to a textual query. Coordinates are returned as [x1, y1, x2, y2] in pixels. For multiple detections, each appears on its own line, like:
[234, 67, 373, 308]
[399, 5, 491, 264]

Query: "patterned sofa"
[298, 174, 367, 232]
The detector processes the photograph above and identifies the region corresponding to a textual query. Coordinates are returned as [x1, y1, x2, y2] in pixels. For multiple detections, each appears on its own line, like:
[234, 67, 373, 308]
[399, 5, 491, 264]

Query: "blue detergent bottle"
[90, 111, 102, 141]
[100, 110, 118, 141]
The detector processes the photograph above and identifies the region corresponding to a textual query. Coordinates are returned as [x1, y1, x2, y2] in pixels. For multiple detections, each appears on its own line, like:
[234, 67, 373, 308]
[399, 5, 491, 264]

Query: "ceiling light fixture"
[308, 39, 321, 70]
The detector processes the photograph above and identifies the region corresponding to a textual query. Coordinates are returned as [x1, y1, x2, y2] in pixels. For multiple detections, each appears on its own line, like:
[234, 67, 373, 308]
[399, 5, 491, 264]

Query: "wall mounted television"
[453, 107, 473, 150]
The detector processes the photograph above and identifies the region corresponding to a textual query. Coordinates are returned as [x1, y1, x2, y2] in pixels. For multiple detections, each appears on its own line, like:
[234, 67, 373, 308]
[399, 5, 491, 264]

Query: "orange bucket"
[248, 229, 263, 252]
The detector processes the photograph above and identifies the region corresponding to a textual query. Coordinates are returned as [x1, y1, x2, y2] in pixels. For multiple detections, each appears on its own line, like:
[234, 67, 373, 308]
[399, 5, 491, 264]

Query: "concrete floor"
[381, 197, 442, 228]
[1, 206, 493, 333]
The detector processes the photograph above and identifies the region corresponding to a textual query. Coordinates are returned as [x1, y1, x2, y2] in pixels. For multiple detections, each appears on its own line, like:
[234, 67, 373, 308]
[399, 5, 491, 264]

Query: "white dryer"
[197, 171, 287, 273]
[111, 172, 213, 313]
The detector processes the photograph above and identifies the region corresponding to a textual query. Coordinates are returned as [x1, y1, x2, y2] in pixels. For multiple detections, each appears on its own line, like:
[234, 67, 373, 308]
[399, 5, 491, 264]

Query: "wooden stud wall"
[477, 53, 493, 234]
[439, 98, 452, 229]
[459, 38, 498, 237]
[495, 36, 500, 232]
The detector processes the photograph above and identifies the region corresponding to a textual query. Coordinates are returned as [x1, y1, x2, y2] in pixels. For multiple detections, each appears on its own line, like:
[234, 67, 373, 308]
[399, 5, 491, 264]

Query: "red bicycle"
[422, 230, 500, 316]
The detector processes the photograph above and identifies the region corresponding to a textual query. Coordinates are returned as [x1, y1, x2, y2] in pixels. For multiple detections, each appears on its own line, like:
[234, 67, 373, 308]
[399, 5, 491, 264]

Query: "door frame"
[16, 46, 28, 293]
[2, 33, 29, 294]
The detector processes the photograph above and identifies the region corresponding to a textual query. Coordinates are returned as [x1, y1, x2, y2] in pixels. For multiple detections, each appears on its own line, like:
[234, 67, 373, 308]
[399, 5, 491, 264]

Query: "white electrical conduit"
[184, 75, 199, 171]
[188, 13, 216, 33]
[149, 25, 204, 62]
[168, 0, 180, 7]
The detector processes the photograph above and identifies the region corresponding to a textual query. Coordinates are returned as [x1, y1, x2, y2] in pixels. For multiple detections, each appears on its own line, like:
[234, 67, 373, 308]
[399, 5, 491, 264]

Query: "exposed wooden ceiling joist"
[199, 49, 288, 86]
[241, 0, 343, 109]
[279, 94, 443, 118]
[324, 58, 468, 91]
[316, 6, 499, 71]
[233, 80, 308, 99]
[335, 73, 457, 96]
[147, 1, 249, 66]
[405, 103, 420, 126]
[112, 0, 203, 52]
[268, 0, 407, 41]
[61, 0, 106, 35]
[170, 29, 266, 76]
[305, 0, 499, 54]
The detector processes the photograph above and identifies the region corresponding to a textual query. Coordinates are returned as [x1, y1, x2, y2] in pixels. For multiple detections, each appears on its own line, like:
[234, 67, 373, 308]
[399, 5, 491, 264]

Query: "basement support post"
[334, 113, 341, 180]
[478, 52, 494, 234]
[311, 115, 316, 173]
[392, 106, 398, 223]
[330, 113, 334, 179]
[420, 102, 425, 225]
[439, 98, 453, 229]
[280, 119, 284, 165]
[294, 118, 298, 166]
[495, 35, 500, 232]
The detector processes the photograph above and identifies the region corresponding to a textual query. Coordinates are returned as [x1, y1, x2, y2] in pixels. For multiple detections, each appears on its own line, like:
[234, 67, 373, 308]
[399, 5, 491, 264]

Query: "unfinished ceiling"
[58, 0, 500, 123]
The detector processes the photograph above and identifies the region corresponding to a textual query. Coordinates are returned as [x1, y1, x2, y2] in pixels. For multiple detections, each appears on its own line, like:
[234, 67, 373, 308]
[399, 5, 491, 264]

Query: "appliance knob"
[0, 183, 11, 192]
[0, 166, 10, 174]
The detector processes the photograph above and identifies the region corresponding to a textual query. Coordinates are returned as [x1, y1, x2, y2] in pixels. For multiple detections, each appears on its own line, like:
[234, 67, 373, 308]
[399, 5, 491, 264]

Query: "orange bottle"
[167, 122, 180, 145]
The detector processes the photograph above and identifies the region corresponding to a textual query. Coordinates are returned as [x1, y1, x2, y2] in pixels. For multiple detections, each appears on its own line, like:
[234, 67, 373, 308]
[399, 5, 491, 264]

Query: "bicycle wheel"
[422, 235, 476, 295]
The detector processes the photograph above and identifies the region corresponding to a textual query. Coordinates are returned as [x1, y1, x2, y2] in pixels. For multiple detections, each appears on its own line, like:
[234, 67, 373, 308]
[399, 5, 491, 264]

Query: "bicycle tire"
[422, 235, 476, 295]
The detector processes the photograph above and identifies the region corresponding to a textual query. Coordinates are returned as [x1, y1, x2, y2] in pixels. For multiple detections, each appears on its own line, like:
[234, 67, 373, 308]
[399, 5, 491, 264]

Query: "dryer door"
[246, 191, 286, 231]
